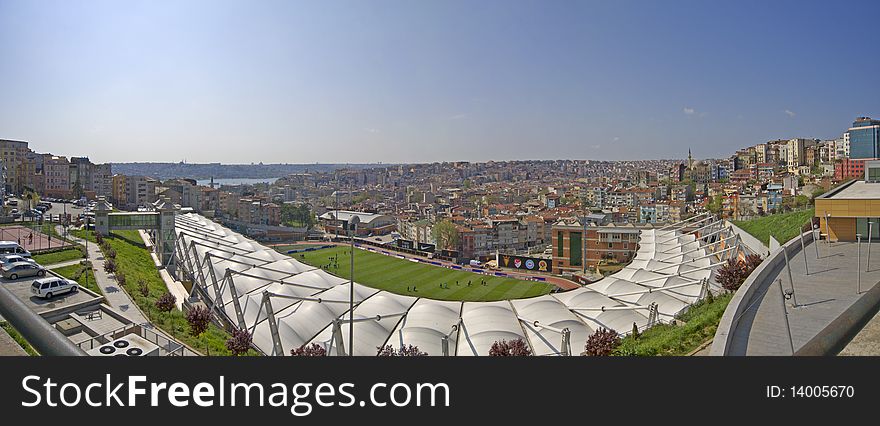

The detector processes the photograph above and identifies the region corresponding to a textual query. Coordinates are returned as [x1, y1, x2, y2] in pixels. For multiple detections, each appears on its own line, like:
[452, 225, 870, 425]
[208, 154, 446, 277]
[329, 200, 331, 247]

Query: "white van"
[0, 241, 31, 258]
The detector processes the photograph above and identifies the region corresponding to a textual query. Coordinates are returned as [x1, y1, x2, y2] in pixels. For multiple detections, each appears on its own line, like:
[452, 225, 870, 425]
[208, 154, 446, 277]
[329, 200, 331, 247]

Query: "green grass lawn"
[732, 208, 814, 246]
[294, 245, 554, 302]
[32, 247, 85, 265]
[613, 292, 733, 356]
[52, 262, 100, 294]
[1, 321, 39, 355]
[76, 230, 257, 356]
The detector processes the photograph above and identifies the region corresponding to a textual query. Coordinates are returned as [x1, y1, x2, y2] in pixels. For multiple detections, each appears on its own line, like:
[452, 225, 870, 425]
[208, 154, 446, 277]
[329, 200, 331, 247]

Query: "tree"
[377, 344, 428, 356]
[431, 220, 460, 251]
[281, 203, 315, 229]
[583, 328, 620, 356]
[185, 306, 212, 336]
[715, 258, 745, 292]
[714, 255, 762, 292]
[706, 195, 723, 214]
[742, 254, 763, 275]
[291, 343, 327, 356]
[488, 338, 532, 356]
[155, 292, 176, 312]
[226, 328, 253, 356]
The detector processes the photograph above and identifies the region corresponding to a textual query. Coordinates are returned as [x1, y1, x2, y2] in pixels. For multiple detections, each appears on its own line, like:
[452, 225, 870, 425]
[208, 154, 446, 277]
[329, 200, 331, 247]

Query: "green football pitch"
[291, 245, 555, 302]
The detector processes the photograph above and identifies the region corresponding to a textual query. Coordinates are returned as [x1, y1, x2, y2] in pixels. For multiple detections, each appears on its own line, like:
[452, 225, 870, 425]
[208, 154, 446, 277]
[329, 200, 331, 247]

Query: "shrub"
[95, 232, 104, 245]
[137, 279, 149, 297]
[715, 255, 763, 292]
[78, 245, 88, 258]
[291, 343, 327, 356]
[155, 292, 176, 312]
[583, 328, 620, 356]
[103, 258, 117, 274]
[185, 306, 212, 336]
[226, 328, 252, 356]
[115, 272, 126, 287]
[377, 344, 428, 356]
[488, 338, 532, 356]
[106, 247, 117, 259]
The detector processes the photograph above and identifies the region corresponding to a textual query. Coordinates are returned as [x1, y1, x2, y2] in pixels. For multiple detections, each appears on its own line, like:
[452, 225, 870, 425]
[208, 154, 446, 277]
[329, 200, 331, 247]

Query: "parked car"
[31, 277, 78, 299]
[1, 262, 46, 280]
[0, 254, 37, 266]
[0, 241, 31, 257]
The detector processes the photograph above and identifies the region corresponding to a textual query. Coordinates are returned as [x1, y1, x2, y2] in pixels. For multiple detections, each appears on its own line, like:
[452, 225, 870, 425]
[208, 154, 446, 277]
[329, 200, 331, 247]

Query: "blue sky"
[0, 0, 877, 164]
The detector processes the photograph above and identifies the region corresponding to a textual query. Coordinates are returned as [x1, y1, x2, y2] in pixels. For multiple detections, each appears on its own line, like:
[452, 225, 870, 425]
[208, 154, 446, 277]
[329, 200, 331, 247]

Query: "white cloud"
[783, 109, 796, 118]
[591, 144, 602, 149]
[683, 107, 707, 118]
[613, 137, 620, 141]
[364, 128, 379, 133]
[446, 113, 467, 120]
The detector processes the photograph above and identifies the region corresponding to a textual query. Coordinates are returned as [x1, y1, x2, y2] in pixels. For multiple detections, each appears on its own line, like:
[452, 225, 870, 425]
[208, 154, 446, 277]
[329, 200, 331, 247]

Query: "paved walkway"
[728, 237, 880, 355]
[57, 226, 149, 325]
[44, 259, 85, 269]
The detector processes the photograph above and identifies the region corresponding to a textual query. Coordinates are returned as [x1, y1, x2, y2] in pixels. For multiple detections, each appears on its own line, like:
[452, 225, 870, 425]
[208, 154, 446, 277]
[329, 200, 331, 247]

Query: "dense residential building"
[43, 155, 71, 198]
[122, 175, 158, 209]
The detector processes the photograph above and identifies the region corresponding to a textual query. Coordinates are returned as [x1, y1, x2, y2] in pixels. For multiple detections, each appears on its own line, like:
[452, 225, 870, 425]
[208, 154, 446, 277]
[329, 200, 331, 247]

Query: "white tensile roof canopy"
[172, 212, 738, 356]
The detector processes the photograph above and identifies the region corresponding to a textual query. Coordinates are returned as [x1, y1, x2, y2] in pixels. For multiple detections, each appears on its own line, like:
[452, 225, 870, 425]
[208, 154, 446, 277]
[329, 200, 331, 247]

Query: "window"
[557, 231, 564, 257]
[570, 232, 582, 267]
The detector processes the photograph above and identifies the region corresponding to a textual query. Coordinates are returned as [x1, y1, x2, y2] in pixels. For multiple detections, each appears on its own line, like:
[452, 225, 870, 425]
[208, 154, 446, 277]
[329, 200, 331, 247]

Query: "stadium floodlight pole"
[348, 215, 360, 357]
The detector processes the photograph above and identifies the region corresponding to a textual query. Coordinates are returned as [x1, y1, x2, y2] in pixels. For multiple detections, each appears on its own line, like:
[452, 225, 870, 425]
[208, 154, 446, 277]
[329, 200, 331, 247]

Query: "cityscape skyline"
[1, 0, 877, 164]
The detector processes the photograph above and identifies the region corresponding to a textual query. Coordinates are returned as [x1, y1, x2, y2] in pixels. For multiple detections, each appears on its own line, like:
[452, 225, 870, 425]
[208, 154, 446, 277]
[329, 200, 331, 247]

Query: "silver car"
[1, 262, 47, 280]
[0, 255, 37, 267]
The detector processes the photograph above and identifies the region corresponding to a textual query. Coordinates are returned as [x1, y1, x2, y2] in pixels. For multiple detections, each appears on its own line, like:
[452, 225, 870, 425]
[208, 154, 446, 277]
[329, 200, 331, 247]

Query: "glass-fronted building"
[848, 117, 880, 160]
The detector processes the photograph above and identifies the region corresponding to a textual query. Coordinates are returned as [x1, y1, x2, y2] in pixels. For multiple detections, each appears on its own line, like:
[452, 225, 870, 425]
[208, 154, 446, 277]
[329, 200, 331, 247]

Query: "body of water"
[196, 177, 280, 186]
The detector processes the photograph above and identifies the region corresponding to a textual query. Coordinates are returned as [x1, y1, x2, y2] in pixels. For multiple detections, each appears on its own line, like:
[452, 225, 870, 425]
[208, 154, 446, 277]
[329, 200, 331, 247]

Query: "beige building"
[0, 139, 30, 194]
[43, 155, 71, 198]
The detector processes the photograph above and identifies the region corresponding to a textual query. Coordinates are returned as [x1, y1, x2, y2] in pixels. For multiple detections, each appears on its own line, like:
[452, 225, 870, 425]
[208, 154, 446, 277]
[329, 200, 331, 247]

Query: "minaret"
[688, 148, 694, 170]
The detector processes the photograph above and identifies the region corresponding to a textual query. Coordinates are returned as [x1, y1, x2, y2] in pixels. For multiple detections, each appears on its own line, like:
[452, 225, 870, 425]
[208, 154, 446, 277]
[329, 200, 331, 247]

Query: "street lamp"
[857, 233, 862, 294]
[868, 221, 874, 272]
[348, 215, 360, 356]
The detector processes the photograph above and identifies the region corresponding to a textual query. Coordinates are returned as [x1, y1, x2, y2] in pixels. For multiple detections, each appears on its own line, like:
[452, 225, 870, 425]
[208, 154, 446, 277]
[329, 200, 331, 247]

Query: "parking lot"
[0, 274, 101, 317]
[5, 198, 86, 223]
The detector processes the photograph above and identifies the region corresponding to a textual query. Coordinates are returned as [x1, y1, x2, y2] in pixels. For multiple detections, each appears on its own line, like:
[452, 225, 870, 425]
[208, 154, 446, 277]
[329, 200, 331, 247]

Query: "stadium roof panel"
[174, 213, 732, 356]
